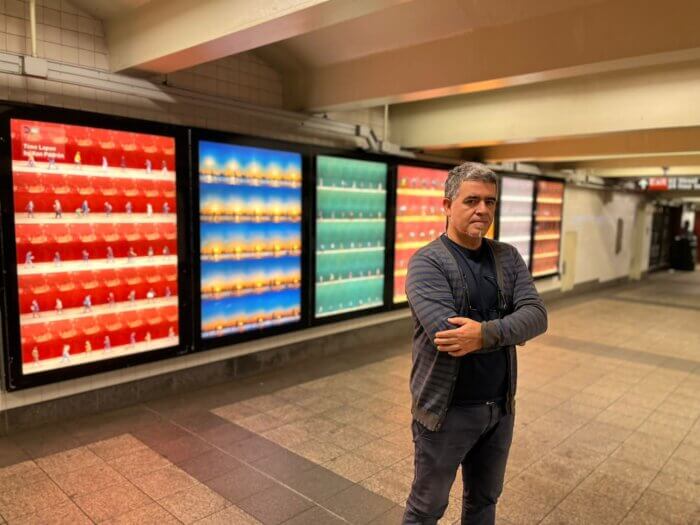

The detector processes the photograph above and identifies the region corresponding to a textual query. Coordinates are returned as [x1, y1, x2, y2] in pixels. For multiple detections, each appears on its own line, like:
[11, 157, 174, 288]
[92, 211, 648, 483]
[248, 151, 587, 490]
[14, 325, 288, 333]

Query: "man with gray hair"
[403, 162, 547, 524]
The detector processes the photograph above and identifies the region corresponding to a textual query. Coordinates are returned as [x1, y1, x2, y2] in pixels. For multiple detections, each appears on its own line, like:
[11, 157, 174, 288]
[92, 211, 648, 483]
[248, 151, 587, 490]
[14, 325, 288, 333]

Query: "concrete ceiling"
[69, 0, 155, 21]
[68, 0, 700, 178]
[270, 0, 602, 68]
[73, 0, 412, 73]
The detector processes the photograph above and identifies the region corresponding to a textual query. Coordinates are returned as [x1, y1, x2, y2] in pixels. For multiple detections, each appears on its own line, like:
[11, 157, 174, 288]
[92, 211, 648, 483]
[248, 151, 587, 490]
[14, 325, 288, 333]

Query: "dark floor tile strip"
[367, 505, 406, 524]
[283, 505, 347, 524]
[322, 485, 395, 524]
[617, 287, 700, 305]
[0, 437, 30, 468]
[646, 274, 700, 286]
[9, 427, 82, 460]
[607, 294, 700, 312]
[237, 483, 315, 524]
[139, 405, 353, 524]
[539, 334, 700, 374]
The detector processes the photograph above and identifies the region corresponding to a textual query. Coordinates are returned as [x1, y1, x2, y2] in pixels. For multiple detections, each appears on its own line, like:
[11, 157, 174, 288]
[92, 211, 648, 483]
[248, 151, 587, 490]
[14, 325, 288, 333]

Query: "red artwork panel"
[393, 165, 448, 303]
[10, 119, 179, 375]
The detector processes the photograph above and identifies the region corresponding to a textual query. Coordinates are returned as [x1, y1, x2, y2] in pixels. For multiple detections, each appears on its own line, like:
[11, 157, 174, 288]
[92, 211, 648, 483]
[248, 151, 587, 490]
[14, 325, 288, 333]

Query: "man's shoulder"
[411, 236, 447, 263]
[486, 238, 519, 259]
[486, 237, 510, 250]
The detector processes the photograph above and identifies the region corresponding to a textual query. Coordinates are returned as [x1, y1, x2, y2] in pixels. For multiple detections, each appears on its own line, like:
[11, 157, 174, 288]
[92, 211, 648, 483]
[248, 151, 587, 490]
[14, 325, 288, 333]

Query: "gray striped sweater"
[406, 235, 548, 430]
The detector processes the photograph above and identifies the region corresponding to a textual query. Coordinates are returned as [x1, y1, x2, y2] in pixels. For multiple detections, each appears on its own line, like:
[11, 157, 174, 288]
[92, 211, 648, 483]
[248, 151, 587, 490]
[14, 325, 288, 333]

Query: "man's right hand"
[434, 317, 483, 357]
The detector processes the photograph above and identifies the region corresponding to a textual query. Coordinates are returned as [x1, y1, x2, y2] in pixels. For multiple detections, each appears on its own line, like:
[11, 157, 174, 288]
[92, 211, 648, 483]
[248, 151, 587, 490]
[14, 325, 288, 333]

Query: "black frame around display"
[493, 171, 535, 270]
[531, 176, 566, 279]
[0, 104, 193, 390]
[190, 129, 312, 351]
[311, 153, 391, 324]
[493, 170, 565, 279]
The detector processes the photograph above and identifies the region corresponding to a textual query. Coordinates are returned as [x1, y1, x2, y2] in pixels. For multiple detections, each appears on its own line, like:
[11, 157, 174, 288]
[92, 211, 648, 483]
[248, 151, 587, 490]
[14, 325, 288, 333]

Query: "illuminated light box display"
[199, 141, 302, 338]
[498, 176, 535, 267]
[10, 119, 179, 375]
[315, 156, 387, 317]
[532, 180, 564, 277]
[393, 165, 447, 303]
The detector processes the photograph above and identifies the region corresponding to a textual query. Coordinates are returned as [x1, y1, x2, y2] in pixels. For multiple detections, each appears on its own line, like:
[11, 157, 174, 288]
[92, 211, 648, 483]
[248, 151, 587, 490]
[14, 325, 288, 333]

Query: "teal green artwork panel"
[315, 276, 385, 317]
[315, 156, 388, 317]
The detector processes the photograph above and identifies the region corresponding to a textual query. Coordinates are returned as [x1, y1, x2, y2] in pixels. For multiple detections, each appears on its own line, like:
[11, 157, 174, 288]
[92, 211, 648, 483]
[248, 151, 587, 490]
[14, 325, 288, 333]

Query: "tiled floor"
[0, 270, 699, 524]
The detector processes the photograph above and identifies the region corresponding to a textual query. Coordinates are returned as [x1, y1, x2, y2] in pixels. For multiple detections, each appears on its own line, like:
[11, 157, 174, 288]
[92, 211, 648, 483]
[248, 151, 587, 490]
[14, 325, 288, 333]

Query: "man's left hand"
[434, 317, 483, 357]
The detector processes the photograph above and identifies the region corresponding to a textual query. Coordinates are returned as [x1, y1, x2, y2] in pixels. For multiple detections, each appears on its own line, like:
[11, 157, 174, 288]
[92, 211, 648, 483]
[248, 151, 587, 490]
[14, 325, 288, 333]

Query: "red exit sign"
[647, 177, 668, 191]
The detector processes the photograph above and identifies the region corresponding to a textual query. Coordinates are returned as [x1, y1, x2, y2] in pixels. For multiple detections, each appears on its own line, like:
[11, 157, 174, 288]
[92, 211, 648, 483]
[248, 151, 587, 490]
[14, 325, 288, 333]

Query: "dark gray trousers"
[403, 402, 514, 525]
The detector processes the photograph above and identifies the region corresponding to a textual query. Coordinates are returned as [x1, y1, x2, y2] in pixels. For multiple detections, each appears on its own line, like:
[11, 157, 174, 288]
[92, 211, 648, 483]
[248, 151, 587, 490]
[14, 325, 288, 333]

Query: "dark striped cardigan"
[406, 235, 548, 430]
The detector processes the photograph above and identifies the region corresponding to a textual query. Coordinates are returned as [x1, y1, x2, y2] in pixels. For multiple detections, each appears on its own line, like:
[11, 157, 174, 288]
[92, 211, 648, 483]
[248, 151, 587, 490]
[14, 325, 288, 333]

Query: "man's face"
[443, 180, 497, 239]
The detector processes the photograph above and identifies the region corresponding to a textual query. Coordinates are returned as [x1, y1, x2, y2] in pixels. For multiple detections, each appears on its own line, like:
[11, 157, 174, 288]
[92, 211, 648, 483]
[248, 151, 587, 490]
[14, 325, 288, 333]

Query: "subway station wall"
[560, 186, 647, 286]
[0, 1, 384, 151]
[0, 4, 654, 415]
[0, 105, 656, 405]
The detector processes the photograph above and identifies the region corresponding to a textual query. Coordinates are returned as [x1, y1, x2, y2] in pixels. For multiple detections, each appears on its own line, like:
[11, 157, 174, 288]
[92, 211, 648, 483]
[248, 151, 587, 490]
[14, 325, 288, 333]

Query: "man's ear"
[442, 197, 451, 218]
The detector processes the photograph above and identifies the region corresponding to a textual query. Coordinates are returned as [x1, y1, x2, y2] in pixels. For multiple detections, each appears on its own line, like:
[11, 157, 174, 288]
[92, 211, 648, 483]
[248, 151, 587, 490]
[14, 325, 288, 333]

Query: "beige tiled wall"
[326, 107, 387, 141]
[0, 0, 380, 145]
[166, 56, 284, 110]
[561, 187, 647, 285]
[1, 0, 108, 71]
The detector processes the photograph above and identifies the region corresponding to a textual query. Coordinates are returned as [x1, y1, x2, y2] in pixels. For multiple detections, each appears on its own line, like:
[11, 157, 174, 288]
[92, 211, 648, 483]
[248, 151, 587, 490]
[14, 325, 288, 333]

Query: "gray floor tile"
[251, 448, 317, 482]
[281, 505, 346, 525]
[220, 435, 283, 463]
[205, 465, 275, 503]
[149, 434, 214, 465]
[129, 421, 190, 447]
[237, 483, 313, 525]
[368, 505, 406, 524]
[177, 448, 244, 482]
[283, 465, 353, 502]
[322, 485, 395, 524]
[173, 410, 231, 434]
[197, 422, 255, 447]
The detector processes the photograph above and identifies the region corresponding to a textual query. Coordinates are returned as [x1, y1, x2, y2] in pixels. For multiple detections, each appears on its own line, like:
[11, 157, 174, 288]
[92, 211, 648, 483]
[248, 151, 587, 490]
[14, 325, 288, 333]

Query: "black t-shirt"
[443, 235, 508, 404]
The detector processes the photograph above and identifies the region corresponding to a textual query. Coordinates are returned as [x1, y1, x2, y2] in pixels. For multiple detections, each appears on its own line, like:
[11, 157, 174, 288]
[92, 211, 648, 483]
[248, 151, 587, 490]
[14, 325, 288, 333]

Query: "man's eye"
[486, 200, 497, 207]
[465, 199, 479, 206]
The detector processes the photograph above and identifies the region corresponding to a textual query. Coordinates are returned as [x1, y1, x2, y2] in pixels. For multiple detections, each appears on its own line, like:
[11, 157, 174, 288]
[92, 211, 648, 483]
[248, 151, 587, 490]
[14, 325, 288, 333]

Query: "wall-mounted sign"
[670, 177, 700, 190]
[641, 177, 700, 191]
[647, 178, 668, 191]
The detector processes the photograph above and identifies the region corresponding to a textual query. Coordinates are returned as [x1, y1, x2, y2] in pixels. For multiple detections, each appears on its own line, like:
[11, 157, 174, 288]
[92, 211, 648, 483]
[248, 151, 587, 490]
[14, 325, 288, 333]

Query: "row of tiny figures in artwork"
[24, 245, 172, 267]
[31, 327, 177, 364]
[28, 287, 173, 317]
[24, 200, 171, 217]
[26, 154, 169, 174]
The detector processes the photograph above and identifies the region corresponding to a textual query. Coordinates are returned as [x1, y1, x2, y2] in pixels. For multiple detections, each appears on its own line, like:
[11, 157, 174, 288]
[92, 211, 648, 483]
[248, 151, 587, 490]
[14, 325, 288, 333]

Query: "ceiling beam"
[297, 0, 700, 111]
[573, 154, 700, 169]
[389, 60, 700, 150]
[455, 127, 700, 163]
[106, 0, 408, 73]
[587, 166, 700, 177]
